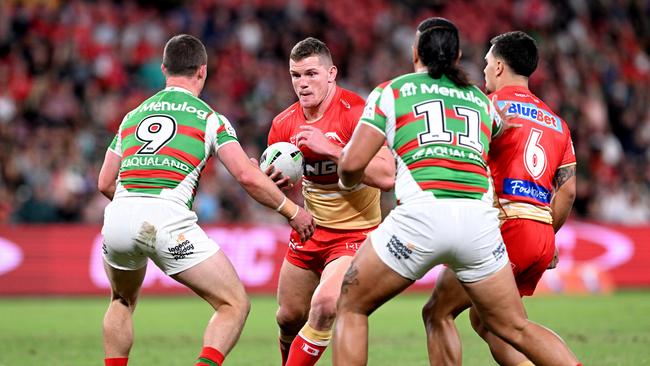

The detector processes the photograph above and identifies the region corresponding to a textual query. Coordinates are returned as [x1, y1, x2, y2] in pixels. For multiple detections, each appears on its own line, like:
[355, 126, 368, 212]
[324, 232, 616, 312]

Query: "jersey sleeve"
[488, 97, 505, 138]
[560, 124, 577, 167]
[359, 84, 389, 136]
[208, 113, 239, 153]
[107, 134, 121, 157]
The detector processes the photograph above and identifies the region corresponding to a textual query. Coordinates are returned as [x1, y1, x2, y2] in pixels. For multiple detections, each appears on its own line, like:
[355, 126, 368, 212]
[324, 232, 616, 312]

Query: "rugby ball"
[259, 142, 304, 184]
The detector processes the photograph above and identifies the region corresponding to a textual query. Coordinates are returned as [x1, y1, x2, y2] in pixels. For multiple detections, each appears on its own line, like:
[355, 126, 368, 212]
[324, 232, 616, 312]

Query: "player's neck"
[165, 77, 201, 97]
[302, 84, 337, 122]
[497, 75, 529, 92]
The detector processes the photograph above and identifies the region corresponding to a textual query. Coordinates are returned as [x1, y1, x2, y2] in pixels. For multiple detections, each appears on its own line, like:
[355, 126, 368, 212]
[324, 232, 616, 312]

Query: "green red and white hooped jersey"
[108, 86, 238, 208]
[360, 73, 503, 204]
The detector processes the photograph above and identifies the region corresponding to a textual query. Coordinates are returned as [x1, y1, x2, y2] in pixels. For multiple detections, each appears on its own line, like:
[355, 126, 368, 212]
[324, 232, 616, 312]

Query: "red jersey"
[268, 86, 381, 230]
[488, 86, 576, 224]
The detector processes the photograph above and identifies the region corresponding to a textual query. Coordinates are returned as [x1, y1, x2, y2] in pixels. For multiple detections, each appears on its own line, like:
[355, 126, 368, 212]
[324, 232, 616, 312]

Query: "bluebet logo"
[497, 101, 562, 132]
[504, 178, 551, 204]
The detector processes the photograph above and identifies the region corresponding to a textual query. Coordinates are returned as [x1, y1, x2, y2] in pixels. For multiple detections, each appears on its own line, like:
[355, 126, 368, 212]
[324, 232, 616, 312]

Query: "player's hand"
[296, 125, 337, 157]
[493, 96, 521, 131]
[288, 207, 315, 242]
[250, 158, 293, 190]
[547, 246, 559, 269]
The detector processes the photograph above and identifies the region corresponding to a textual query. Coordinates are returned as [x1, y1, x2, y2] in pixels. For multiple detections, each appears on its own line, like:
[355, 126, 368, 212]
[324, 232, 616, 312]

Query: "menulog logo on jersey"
[138, 101, 210, 120]
[498, 101, 562, 132]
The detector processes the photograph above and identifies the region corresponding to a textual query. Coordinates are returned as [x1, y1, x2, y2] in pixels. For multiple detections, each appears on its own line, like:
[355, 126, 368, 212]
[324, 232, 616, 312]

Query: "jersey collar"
[164, 86, 193, 95]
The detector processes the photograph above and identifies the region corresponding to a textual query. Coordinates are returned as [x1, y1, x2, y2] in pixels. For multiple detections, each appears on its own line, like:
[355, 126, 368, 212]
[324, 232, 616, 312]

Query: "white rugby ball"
[259, 142, 304, 184]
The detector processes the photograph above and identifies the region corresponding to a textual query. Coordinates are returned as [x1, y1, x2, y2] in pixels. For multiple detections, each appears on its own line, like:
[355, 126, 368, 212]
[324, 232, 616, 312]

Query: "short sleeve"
[107, 134, 121, 157]
[488, 99, 504, 138]
[359, 85, 388, 136]
[560, 127, 576, 167]
[208, 113, 238, 153]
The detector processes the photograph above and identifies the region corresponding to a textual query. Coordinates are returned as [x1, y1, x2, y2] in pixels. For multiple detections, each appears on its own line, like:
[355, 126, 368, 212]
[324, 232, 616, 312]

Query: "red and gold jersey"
[268, 86, 381, 230]
[489, 86, 576, 224]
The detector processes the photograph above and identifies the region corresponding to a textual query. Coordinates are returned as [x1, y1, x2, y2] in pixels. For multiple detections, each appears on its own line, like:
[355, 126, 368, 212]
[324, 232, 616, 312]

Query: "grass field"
[1, 291, 649, 365]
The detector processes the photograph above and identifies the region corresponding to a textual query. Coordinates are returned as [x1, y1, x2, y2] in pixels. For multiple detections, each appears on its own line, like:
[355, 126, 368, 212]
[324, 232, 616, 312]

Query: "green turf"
[0, 292, 649, 365]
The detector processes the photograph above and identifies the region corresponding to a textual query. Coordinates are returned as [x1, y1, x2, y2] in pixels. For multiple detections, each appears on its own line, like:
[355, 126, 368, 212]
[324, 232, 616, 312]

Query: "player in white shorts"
[98, 34, 314, 366]
[332, 17, 581, 366]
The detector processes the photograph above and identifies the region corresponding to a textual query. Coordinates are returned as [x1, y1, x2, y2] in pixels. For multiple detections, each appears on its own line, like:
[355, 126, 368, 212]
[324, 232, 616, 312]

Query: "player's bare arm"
[550, 164, 577, 233]
[98, 150, 121, 200]
[298, 125, 395, 191]
[218, 142, 314, 242]
[338, 123, 386, 190]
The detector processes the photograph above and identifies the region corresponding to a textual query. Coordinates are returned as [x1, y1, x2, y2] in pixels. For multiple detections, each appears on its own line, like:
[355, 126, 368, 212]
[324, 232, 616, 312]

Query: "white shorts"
[370, 198, 508, 283]
[101, 197, 219, 275]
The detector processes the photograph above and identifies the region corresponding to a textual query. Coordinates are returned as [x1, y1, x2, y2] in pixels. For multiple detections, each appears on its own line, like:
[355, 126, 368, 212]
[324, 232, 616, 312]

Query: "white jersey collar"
[164, 86, 193, 95]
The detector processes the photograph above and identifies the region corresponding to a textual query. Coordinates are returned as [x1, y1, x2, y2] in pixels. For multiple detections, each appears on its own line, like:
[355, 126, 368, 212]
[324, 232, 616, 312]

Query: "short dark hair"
[290, 37, 332, 64]
[162, 34, 207, 77]
[490, 31, 538, 77]
[416, 17, 471, 88]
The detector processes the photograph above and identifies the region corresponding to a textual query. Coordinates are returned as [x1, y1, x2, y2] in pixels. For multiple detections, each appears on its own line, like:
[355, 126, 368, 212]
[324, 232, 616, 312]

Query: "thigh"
[172, 250, 245, 306]
[338, 238, 413, 316]
[277, 259, 321, 317]
[460, 265, 527, 333]
[312, 255, 353, 305]
[104, 259, 147, 301]
[501, 219, 555, 296]
[426, 267, 472, 318]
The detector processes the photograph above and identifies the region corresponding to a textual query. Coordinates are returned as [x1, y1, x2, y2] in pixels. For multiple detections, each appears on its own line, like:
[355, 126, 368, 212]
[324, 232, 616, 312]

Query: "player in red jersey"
[422, 31, 578, 366]
[264, 37, 394, 366]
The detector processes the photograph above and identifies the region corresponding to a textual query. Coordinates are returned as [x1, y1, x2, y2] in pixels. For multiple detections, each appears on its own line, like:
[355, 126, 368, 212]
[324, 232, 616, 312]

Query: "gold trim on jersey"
[497, 199, 553, 225]
[302, 180, 381, 230]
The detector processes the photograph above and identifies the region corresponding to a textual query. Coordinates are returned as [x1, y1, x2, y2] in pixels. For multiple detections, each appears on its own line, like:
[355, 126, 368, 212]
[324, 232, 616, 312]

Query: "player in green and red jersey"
[332, 18, 580, 366]
[422, 31, 578, 366]
[97, 34, 314, 366]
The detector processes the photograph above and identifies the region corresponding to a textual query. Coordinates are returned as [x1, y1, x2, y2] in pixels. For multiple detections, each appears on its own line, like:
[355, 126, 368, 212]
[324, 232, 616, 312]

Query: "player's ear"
[412, 45, 419, 65]
[161, 64, 166, 77]
[328, 65, 337, 83]
[198, 64, 207, 80]
[455, 49, 463, 65]
[496, 60, 504, 77]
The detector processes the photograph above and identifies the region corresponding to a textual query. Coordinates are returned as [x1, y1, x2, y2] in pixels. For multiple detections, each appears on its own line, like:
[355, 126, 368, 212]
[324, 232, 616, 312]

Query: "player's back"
[111, 86, 237, 209]
[361, 73, 502, 205]
[489, 85, 575, 223]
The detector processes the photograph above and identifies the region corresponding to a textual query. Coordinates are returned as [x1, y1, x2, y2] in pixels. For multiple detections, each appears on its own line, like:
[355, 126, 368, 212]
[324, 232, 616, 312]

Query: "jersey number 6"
[135, 114, 177, 154]
[524, 128, 547, 179]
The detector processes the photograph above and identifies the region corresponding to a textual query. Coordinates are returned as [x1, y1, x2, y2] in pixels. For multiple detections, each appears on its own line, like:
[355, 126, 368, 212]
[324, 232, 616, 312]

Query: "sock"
[279, 334, 294, 366]
[196, 346, 225, 366]
[285, 324, 332, 366]
[105, 358, 128, 366]
[515, 362, 535, 366]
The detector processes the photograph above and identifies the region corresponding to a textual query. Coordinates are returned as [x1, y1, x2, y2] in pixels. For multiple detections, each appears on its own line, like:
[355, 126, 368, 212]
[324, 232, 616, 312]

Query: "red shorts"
[286, 225, 375, 274]
[502, 219, 555, 296]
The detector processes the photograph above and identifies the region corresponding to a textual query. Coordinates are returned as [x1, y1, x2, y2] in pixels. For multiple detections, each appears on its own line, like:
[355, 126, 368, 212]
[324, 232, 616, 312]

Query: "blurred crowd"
[0, 0, 648, 225]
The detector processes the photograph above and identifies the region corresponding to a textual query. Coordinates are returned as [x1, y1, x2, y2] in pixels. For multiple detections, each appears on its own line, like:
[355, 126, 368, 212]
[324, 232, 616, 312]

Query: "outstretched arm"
[218, 142, 314, 242]
[550, 165, 576, 233]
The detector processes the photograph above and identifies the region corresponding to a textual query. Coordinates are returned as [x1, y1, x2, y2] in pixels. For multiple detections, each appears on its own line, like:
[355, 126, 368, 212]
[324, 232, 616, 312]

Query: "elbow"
[377, 176, 395, 192]
[233, 167, 258, 190]
[98, 180, 111, 197]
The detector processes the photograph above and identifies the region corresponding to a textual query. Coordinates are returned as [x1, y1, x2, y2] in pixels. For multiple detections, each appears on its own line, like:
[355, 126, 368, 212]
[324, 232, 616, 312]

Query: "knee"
[484, 316, 528, 344]
[276, 304, 308, 334]
[112, 292, 138, 312]
[421, 296, 451, 329]
[309, 294, 338, 324]
[220, 287, 250, 323]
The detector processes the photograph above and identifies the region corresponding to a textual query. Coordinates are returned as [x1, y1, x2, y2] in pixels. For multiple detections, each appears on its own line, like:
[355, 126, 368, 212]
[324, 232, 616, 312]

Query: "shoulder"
[338, 87, 366, 108]
[272, 102, 300, 126]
